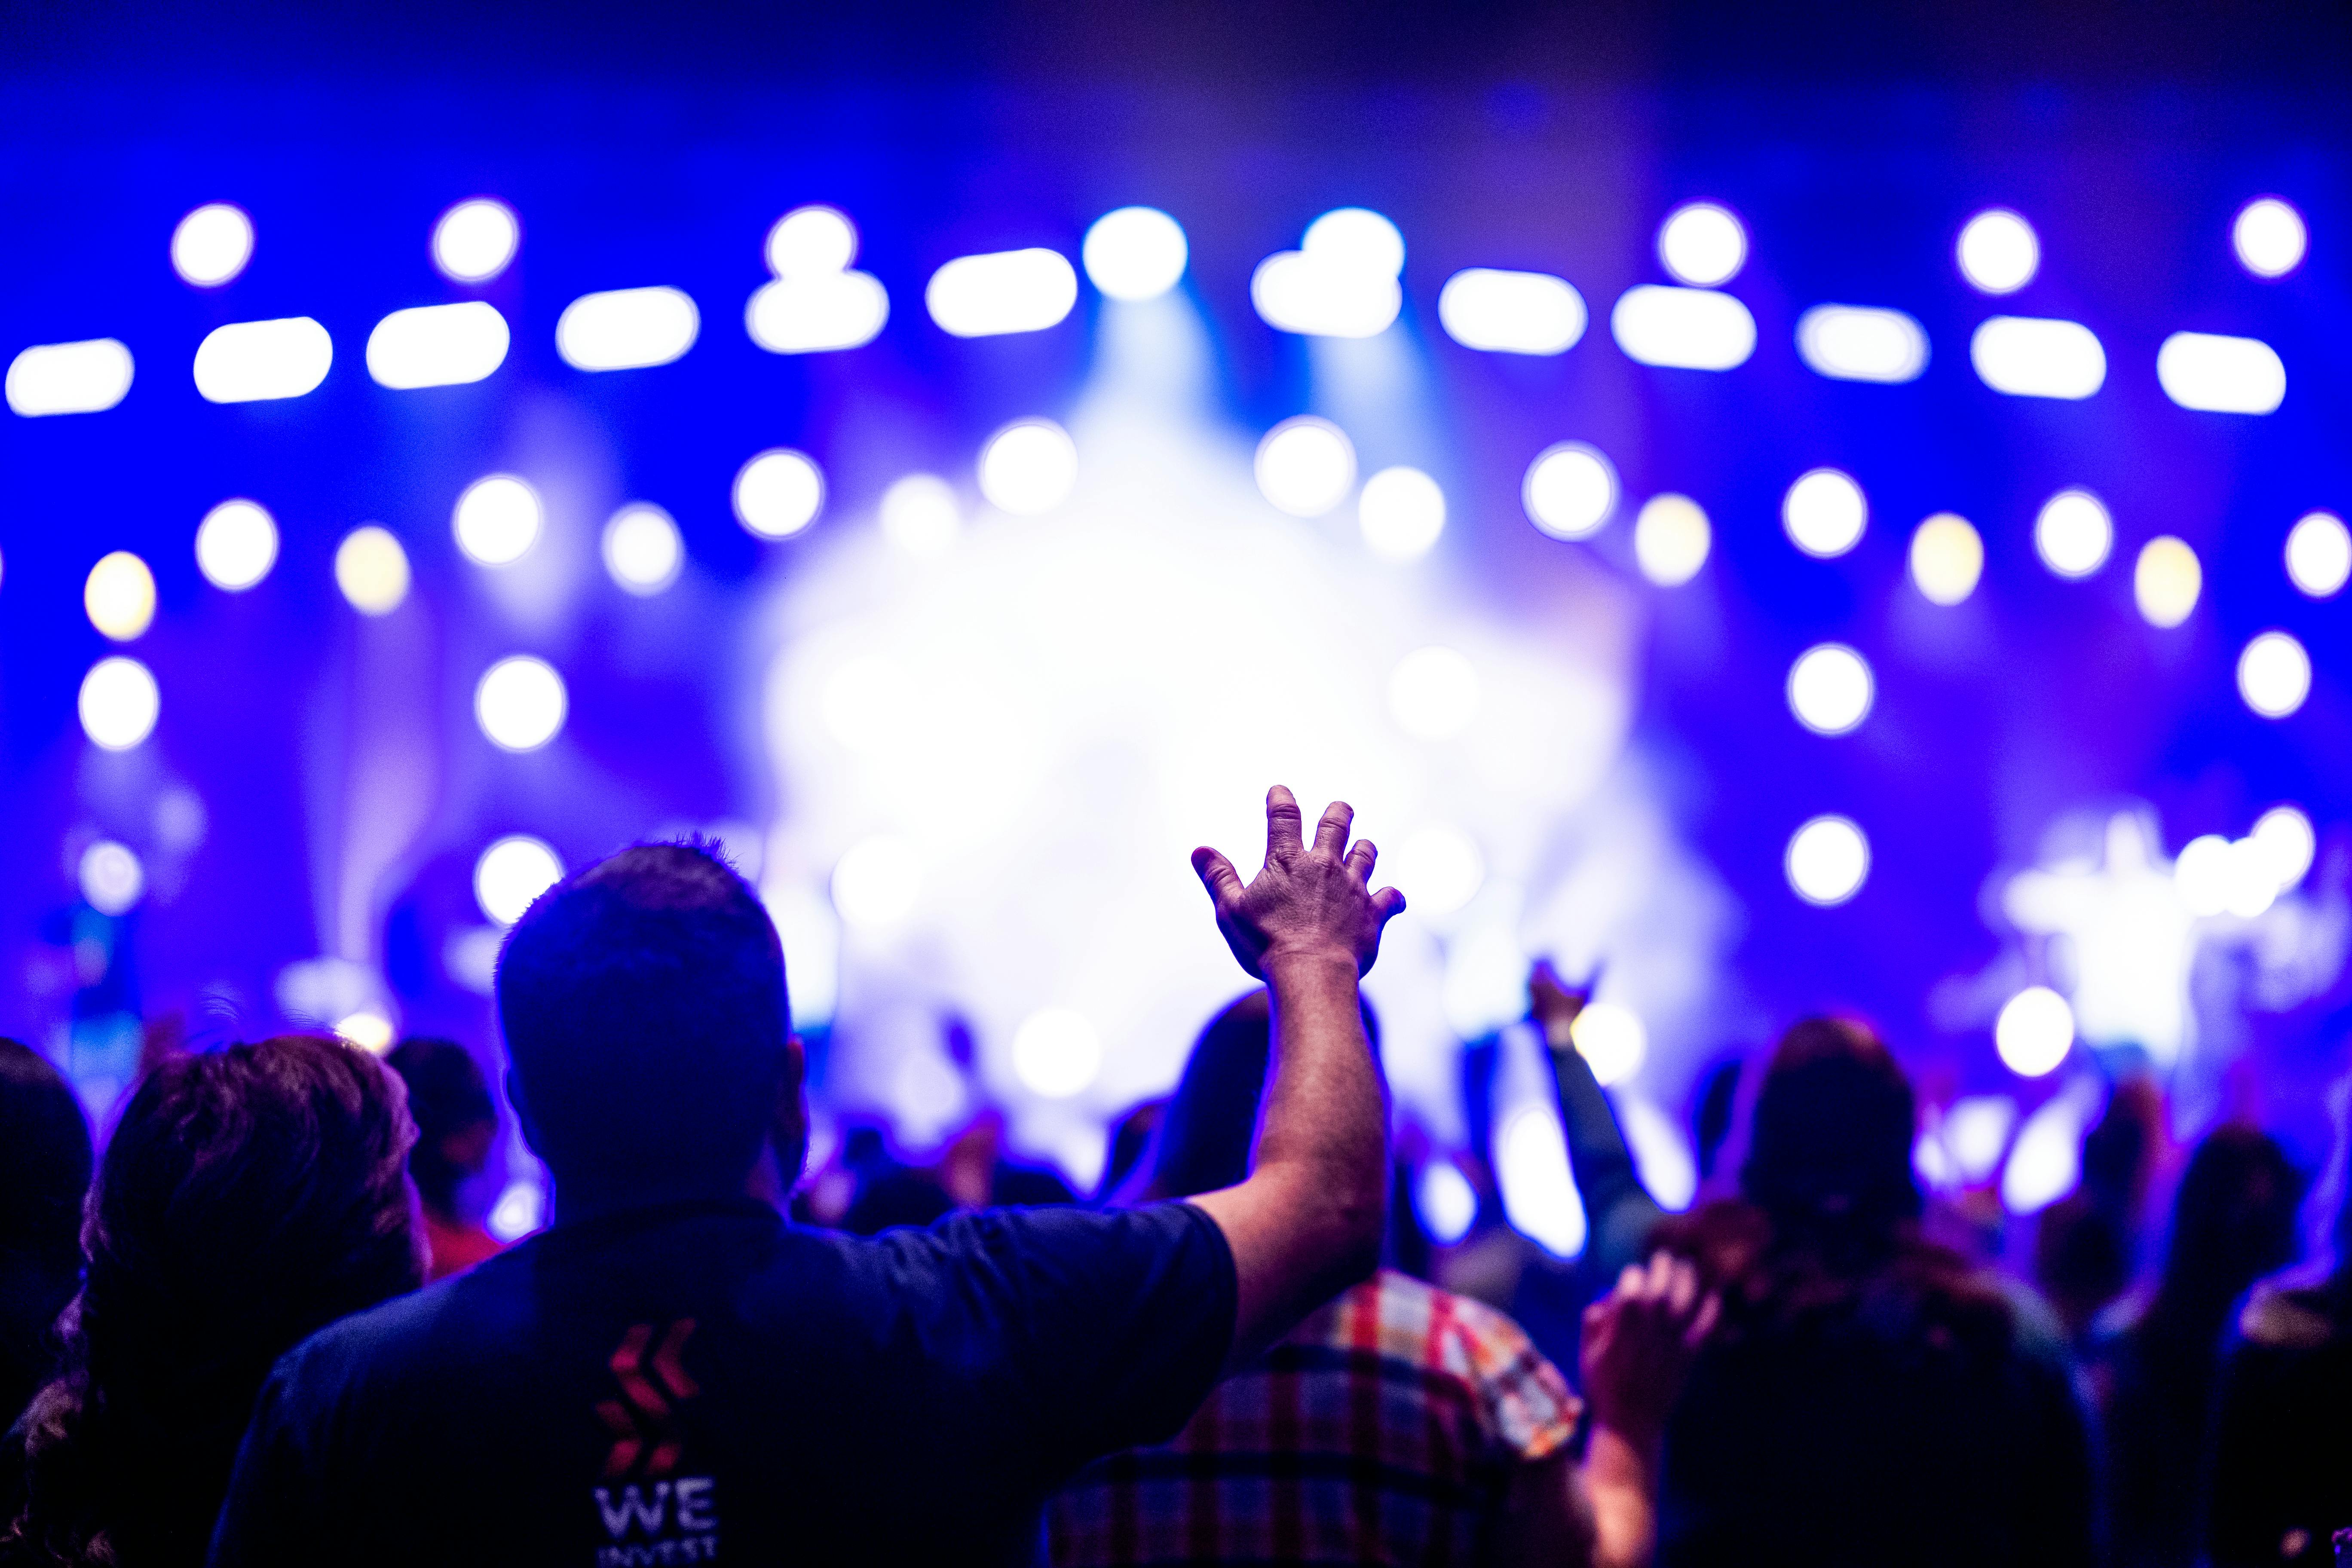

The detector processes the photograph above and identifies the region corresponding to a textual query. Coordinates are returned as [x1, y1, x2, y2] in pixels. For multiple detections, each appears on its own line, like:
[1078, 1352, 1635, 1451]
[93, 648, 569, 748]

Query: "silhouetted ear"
[770, 1037, 811, 1189]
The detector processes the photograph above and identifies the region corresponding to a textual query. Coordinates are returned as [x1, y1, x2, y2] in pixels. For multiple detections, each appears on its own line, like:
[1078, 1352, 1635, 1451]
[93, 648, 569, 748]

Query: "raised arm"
[1531, 962, 1667, 1284]
[1186, 786, 1404, 1366]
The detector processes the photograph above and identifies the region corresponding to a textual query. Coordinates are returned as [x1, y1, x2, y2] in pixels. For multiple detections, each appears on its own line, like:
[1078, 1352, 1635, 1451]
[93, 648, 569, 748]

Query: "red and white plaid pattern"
[1048, 1268, 1580, 1565]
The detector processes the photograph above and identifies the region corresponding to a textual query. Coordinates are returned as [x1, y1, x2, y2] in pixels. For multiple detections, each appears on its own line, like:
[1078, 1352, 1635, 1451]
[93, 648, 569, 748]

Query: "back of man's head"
[498, 842, 788, 1203]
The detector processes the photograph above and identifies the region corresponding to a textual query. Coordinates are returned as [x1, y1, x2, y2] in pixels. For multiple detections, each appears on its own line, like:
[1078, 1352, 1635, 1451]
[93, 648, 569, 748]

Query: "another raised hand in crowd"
[1568, 1253, 1718, 1568]
[1532, 960, 1671, 1290]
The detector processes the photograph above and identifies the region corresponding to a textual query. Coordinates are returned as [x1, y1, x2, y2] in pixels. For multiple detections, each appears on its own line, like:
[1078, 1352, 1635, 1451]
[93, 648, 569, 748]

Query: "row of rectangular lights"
[3, 198, 2297, 418]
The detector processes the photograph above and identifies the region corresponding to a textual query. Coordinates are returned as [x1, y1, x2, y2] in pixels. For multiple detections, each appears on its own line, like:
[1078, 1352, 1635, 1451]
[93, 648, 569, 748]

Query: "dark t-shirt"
[206, 1197, 1234, 1568]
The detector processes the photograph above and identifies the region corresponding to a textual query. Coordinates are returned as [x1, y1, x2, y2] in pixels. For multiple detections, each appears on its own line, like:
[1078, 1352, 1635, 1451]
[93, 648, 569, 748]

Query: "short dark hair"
[497, 842, 789, 1201]
[3, 1035, 419, 1566]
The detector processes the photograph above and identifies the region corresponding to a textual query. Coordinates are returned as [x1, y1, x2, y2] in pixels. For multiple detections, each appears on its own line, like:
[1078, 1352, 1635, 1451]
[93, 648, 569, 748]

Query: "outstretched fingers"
[1313, 800, 1354, 857]
[1191, 845, 1246, 913]
[1264, 785, 1305, 856]
[1344, 837, 1378, 884]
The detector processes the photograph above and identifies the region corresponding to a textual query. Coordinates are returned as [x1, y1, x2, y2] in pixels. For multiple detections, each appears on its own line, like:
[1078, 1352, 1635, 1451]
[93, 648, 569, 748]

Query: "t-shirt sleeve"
[896, 1200, 1235, 1482]
[205, 1349, 331, 1568]
[1447, 1293, 1582, 1464]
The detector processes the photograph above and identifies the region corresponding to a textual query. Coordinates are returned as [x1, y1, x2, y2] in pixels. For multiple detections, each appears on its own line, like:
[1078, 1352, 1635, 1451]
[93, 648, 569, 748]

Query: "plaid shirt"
[1048, 1268, 1580, 1565]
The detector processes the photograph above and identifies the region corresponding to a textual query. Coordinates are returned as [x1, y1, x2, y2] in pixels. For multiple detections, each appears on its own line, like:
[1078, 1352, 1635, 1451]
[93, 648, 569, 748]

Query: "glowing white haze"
[753, 295, 1728, 1176]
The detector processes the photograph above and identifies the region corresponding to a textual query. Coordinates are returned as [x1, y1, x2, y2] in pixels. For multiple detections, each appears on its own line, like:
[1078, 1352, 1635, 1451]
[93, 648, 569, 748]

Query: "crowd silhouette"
[0, 787, 2345, 1565]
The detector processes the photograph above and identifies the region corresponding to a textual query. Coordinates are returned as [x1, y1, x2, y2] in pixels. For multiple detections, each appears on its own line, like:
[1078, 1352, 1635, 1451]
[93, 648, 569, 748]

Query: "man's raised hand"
[1192, 786, 1406, 978]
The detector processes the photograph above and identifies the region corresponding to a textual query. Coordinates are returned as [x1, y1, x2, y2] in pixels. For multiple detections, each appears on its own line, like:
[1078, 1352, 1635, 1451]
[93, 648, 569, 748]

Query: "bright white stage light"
[1437, 269, 1586, 355]
[879, 475, 961, 559]
[2171, 834, 2227, 915]
[336, 1012, 395, 1053]
[79, 656, 159, 750]
[747, 272, 891, 354]
[1785, 815, 1869, 906]
[602, 504, 683, 595]
[1782, 469, 1866, 557]
[1358, 466, 1445, 561]
[78, 840, 145, 915]
[1571, 1001, 1648, 1086]
[1910, 514, 1984, 606]
[2174, 834, 2246, 919]
[1416, 1161, 1478, 1245]
[1497, 1105, 1586, 1257]
[1387, 824, 1485, 917]
[1012, 1008, 1102, 1098]
[1610, 286, 1755, 371]
[1389, 646, 1480, 740]
[335, 527, 409, 615]
[2001, 1082, 2100, 1214]
[2158, 332, 2285, 415]
[453, 475, 542, 566]
[432, 198, 520, 283]
[1633, 494, 1711, 586]
[1523, 442, 1617, 541]
[734, 449, 826, 539]
[1304, 207, 1404, 274]
[2251, 805, 2317, 891]
[832, 836, 922, 929]
[926, 248, 1079, 337]
[1995, 986, 2074, 1076]
[2134, 537, 2201, 628]
[1250, 208, 1406, 338]
[557, 287, 699, 371]
[475, 835, 563, 925]
[2034, 489, 2113, 579]
[766, 206, 858, 276]
[172, 203, 253, 287]
[1957, 208, 2038, 294]
[1970, 316, 2105, 399]
[2233, 197, 2306, 279]
[754, 207, 885, 352]
[6, 339, 134, 416]
[978, 420, 1078, 514]
[195, 499, 278, 591]
[1795, 305, 1929, 384]
[1657, 202, 1746, 286]
[475, 655, 568, 752]
[193, 317, 332, 403]
[1254, 418, 1355, 517]
[2238, 631, 2311, 719]
[366, 301, 509, 389]
[1082, 207, 1188, 301]
[2287, 512, 2351, 598]
[84, 551, 156, 641]
[1787, 644, 1874, 735]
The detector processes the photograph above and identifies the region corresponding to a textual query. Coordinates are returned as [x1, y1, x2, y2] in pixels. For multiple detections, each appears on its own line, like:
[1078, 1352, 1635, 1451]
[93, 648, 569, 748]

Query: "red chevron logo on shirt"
[598, 1318, 699, 1478]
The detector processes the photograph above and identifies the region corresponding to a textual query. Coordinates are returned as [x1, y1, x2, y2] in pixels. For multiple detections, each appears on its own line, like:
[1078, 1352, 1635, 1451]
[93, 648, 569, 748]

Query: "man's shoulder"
[1298, 1270, 1537, 1366]
[1278, 1271, 1578, 1460]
